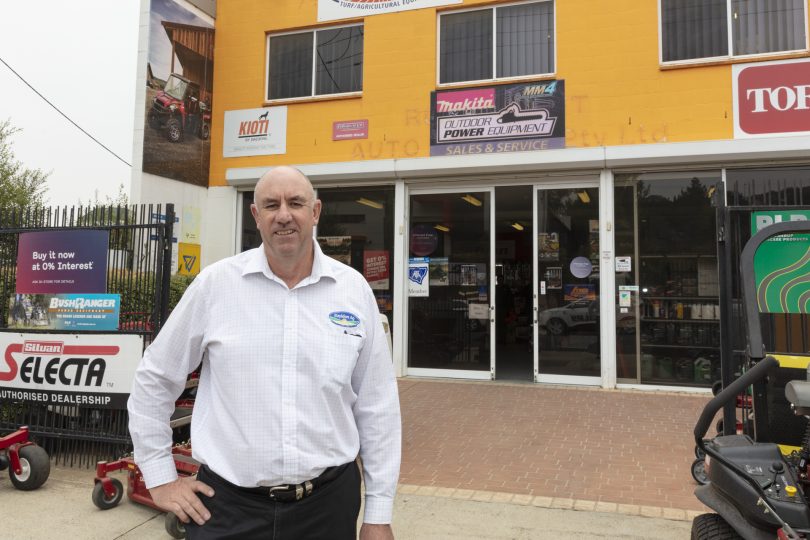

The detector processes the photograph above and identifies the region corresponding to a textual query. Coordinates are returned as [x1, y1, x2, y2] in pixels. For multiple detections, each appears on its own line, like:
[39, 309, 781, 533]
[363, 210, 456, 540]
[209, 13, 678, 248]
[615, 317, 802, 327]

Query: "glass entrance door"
[406, 188, 494, 379]
[534, 185, 601, 384]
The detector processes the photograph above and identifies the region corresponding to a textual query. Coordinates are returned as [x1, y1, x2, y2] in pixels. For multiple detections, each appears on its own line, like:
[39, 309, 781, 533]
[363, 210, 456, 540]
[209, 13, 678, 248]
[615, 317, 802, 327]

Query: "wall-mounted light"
[577, 191, 591, 204]
[356, 197, 384, 209]
[461, 194, 482, 207]
[511, 222, 524, 231]
[434, 224, 450, 232]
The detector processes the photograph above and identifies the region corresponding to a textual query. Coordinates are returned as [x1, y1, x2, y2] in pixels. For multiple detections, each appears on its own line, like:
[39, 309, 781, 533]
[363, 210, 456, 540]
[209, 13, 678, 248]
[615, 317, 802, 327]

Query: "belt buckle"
[268, 485, 289, 500]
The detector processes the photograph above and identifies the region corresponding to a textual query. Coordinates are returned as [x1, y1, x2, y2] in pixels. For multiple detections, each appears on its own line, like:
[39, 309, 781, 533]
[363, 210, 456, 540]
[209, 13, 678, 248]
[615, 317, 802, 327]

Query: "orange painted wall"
[209, 0, 810, 186]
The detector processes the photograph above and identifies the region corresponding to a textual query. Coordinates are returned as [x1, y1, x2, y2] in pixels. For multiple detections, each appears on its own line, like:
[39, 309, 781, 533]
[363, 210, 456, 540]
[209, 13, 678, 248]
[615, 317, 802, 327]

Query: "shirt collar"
[241, 241, 338, 285]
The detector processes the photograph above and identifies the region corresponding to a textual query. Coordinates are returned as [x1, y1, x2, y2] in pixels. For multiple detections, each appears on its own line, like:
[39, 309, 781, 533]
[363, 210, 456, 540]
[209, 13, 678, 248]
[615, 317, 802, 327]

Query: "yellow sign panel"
[178, 243, 201, 275]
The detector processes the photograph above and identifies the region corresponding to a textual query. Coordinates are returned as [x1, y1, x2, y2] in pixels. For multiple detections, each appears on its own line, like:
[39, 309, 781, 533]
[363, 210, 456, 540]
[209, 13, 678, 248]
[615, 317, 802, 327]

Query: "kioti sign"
[733, 59, 810, 138]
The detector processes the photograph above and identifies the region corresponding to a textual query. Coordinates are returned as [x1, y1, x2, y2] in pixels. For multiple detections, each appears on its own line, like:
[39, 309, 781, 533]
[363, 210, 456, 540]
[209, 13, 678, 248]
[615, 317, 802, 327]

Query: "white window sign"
[408, 258, 429, 297]
[223, 107, 287, 158]
[616, 256, 632, 272]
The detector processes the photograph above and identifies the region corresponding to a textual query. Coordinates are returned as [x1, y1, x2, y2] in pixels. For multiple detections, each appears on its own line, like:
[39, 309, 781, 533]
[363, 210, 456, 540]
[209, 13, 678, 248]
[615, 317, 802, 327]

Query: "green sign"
[751, 211, 810, 313]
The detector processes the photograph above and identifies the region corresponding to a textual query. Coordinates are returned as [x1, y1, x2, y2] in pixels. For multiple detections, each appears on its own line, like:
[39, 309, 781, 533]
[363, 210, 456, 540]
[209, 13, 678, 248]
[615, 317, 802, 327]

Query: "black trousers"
[186, 462, 361, 540]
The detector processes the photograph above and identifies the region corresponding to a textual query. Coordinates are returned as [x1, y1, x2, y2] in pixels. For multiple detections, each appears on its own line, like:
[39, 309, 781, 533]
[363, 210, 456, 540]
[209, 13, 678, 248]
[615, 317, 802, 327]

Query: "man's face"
[250, 170, 322, 265]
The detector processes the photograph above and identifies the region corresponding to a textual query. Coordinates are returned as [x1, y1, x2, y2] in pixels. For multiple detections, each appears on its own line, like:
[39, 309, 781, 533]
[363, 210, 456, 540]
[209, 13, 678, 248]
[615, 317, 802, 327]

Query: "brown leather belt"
[200, 463, 351, 502]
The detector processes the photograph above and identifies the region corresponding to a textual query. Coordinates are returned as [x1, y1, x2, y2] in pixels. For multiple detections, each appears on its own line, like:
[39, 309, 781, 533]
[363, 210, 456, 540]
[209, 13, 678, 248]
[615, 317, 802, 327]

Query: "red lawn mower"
[0, 426, 50, 490]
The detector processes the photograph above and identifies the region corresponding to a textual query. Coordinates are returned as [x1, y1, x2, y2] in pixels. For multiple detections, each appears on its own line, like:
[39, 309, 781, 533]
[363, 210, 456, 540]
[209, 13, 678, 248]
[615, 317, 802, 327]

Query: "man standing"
[128, 166, 401, 539]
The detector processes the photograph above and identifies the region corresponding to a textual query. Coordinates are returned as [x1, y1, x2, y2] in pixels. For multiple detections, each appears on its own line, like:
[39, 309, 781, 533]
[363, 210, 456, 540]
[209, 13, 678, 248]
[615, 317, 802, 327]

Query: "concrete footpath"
[0, 465, 694, 539]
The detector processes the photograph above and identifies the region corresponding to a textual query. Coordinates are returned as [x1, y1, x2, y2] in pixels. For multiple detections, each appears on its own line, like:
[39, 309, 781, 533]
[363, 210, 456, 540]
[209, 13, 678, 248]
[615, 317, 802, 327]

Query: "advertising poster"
[430, 80, 565, 156]
[181, 206, 201, 242]
[363, 250, 390, 290]
[143, 0, 214, 187]
[545, 267, 562, 289]
[410, 224, 439, 257]
[751, 211, 810, 313]
[8, 294, 120, 331]
[408, 258, 429, 297]
[318, 236, 353, 265]
[333, 119, 368, 141]
[178, 243, 201, 275]
[318, 0, 461, 22]
[428, 257, 449, 286]
[564, 284, 596, 301]
[538, 233, 560, 261]
[223, 107, 287, 157]
[0, 333, 145, 409]
[16, 230, 109, 294]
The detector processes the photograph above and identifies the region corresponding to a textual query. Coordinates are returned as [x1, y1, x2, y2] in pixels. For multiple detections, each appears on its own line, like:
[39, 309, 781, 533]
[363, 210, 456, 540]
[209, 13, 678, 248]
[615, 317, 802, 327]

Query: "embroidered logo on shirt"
[329, 311, 361, 328]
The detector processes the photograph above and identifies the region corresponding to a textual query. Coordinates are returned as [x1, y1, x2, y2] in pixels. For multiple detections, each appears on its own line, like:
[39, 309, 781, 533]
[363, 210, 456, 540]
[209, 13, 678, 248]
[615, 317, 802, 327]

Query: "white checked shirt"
[127, 243, 402, 523]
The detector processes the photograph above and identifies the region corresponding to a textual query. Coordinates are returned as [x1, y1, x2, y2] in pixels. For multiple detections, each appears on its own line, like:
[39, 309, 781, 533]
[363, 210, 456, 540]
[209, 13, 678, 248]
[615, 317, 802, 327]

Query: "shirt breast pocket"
[321, 330, 363, 386]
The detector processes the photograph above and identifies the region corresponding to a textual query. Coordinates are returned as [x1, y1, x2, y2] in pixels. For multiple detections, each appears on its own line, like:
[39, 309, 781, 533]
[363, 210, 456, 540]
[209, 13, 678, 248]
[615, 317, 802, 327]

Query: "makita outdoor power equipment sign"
[0, 333, 143, 409]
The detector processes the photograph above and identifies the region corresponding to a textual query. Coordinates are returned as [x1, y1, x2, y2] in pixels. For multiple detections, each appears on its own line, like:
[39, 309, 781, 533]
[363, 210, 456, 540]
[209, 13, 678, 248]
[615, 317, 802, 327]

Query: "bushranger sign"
[0, 333, 143, 409]
[733, 58, 810, 138]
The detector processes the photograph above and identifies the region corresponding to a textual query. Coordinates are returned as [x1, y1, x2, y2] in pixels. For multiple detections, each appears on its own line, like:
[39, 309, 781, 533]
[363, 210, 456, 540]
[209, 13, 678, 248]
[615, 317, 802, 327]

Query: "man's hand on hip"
[149, 476, 214, 525]
[360, 523, 394, 540]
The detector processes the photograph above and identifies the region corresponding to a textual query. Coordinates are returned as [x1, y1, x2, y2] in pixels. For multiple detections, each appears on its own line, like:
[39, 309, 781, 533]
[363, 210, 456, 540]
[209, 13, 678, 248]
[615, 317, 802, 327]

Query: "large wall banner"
[16, 230, 109, 294]
[8, 294, 121, 331]
[751, 211, 810, 313]
[318, 0, 461, 22]
[143, 0, 214, 186]
[0, 333, 144, 409]
[430, 80, 565, 156]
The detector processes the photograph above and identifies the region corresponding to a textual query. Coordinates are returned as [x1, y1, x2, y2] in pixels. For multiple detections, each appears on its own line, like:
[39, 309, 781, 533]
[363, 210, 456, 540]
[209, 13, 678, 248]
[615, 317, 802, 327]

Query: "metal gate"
[717, 178, 810, 444]
[0, 204, 174, 466]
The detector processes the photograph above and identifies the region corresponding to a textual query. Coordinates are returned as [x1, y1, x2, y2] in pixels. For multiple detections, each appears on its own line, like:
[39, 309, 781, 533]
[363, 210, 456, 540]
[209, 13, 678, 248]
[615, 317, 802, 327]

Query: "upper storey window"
[439, 1, 555, 85]
[660, 0, 807, 63]
[267, 24, 364, 100]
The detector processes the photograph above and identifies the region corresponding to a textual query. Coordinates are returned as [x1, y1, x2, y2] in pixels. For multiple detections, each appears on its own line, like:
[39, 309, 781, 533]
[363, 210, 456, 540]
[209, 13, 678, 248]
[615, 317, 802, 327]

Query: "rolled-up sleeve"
[351, 285, 402, 524]
[127, 275, 208, 489]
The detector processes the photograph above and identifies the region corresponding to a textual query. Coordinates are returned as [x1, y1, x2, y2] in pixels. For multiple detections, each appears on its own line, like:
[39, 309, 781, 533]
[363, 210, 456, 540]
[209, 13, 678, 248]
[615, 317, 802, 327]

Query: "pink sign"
[363, 250, 389, 290]
[735, 59, 810, 137]
[435, 88, 495, 113]
[332, 119, 369, 140]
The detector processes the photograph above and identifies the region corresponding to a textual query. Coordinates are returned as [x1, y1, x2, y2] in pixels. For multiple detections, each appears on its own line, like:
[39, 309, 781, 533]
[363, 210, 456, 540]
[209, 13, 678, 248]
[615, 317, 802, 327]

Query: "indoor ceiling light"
[511, 222, 524, 231]
[434, 224, 450, 232]
[356, 197, 384, 209]
[461, 194, 482, 207]
[577, 191, 591, 204]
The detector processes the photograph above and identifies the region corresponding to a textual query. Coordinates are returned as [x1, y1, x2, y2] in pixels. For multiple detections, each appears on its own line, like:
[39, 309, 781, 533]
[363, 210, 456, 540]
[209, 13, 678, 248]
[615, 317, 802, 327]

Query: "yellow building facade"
[209, 0, 810, 389]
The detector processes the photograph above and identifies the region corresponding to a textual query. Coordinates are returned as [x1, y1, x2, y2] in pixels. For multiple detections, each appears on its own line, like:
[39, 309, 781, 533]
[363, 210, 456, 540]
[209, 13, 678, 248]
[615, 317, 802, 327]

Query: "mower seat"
[785, 380, 810, 415]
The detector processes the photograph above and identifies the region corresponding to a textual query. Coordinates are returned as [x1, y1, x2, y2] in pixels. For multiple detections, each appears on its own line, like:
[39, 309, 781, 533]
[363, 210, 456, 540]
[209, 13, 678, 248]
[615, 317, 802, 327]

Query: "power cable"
[0, 55, 132, 167]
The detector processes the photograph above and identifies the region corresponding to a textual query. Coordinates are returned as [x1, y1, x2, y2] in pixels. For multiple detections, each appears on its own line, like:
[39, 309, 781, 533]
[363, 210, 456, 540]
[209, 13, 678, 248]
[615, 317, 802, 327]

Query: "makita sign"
[733, 59, 810, 138]
[0, 333, 143, 409]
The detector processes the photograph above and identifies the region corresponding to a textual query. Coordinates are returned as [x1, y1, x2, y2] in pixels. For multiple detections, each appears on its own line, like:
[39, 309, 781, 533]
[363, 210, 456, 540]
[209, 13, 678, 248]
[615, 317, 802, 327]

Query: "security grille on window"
[661, 0, 807, 63]
[439, 1, 555, 85]
[267, 25, 363, 99]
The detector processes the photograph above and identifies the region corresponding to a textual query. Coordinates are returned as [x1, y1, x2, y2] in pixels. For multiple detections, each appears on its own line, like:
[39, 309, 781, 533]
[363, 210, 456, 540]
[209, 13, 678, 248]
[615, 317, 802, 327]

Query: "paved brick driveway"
[398, 379, 712, 511]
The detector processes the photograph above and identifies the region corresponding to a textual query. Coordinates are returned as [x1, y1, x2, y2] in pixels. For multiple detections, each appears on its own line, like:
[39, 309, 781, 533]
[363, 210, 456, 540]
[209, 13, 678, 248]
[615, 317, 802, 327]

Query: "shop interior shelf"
[641, 318, 719, 323]
[641, 343, 719, 350]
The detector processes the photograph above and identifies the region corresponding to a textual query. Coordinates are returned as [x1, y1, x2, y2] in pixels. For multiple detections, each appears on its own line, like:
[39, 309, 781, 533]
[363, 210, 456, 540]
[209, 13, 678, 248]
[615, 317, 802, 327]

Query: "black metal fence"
[0, 204, 174, 466]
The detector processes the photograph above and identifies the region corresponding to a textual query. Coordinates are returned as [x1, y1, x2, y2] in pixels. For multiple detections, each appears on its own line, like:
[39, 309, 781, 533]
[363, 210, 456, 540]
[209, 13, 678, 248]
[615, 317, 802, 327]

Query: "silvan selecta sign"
[0, 333, 143, 409]
[733, 58, 810, 138]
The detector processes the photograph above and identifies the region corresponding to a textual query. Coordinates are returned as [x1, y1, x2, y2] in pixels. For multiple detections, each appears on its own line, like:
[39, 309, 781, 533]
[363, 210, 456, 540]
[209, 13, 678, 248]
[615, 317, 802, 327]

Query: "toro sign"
[733, 58, 810, 138]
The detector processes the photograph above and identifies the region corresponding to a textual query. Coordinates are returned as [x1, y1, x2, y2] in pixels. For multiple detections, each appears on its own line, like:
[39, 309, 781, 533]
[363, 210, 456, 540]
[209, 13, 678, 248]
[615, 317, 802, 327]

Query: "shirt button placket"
[281, 289, 298, 480]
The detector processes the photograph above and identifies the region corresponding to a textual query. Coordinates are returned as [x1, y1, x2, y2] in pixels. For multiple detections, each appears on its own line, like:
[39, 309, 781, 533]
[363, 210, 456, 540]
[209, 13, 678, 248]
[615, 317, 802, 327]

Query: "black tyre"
[166, 117, 183, 142]
[0, 452, 8, 471]
[691, 513, 743, 539]
[711, 380, 723, 396]
[92, 478, 123, 510]
[199, 123, 210, 140]
[694, 444, 705, 459]
[546, 318, 567, 335]
[9, 445, 50, 491]
[165, 512, 186, 539]
[691, 458, 709, 485]
[148, 110, 160, 130]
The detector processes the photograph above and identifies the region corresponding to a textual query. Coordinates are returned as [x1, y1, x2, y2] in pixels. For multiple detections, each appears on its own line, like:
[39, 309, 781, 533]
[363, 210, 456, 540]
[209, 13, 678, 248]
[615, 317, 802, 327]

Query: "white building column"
[599, 169, 617, 389]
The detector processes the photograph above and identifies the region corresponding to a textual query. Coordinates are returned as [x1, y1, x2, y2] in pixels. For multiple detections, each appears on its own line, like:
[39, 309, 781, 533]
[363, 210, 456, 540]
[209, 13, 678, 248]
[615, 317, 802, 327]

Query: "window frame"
[265, 22, 364, 103]
[436, 0, 557, 88]
[658, 0, 809, 67]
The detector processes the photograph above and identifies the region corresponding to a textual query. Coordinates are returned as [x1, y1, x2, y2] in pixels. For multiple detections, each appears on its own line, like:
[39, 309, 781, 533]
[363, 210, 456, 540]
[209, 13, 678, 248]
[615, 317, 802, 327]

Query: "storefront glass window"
[615, 171, 721, 387]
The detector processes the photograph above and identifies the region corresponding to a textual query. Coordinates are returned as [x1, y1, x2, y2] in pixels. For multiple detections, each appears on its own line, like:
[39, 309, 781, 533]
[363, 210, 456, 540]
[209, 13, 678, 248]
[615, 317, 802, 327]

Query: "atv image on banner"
[691, 220, 810, 540]
[148, 73, 211, 143]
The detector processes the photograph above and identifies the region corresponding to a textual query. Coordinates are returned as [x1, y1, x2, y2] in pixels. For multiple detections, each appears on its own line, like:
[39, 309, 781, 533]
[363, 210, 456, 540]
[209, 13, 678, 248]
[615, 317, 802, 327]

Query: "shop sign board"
[733, 58, 810, 138]
[8, 294, 120, 331]
[751, 210, 810, 313]
[333, 120, 368, 140]
[0, 333, 144, 409]
[223, 107, 287, 157]
[16, 230, 109, 294]
[318, 0, 461, 22]
[430, 80, 565, 156]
